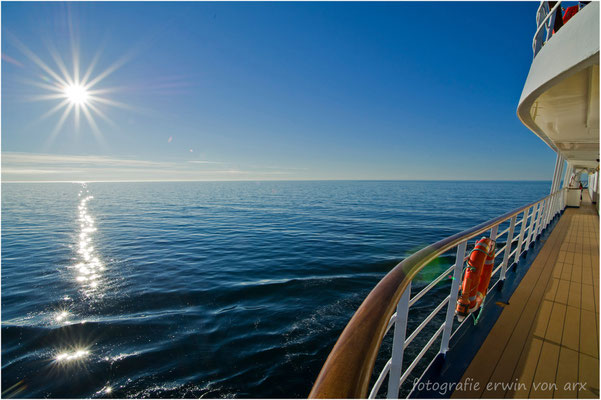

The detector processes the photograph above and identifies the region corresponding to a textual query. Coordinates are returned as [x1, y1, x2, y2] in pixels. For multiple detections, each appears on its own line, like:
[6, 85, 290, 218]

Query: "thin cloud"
[1, 152, 294, 182]
[2, 152, 173, 168]
[188, 160, 223, 164]
[1, 168, 69, 174]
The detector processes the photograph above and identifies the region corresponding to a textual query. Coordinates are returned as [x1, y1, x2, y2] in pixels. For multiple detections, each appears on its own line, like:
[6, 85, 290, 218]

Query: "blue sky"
[2, 2, 558, 181]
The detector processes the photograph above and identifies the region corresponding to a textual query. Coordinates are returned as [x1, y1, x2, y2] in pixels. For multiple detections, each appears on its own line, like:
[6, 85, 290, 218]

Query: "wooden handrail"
[308, 190, 560, 398]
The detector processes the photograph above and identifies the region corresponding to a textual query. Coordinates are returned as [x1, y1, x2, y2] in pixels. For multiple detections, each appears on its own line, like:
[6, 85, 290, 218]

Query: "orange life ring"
[455, 237, 496, 321]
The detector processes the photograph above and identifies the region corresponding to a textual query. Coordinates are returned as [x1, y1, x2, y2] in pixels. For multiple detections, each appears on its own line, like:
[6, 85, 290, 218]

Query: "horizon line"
[1, 178, 554, 184]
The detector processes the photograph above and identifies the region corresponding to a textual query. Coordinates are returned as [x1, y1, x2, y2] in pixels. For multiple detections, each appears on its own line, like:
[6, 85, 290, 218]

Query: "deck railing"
[309, 187, 566, 399]
[533, 1, 562, 57]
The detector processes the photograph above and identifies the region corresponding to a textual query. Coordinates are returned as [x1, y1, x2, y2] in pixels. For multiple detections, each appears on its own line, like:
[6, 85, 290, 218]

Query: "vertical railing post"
[387, 282, 411, 399]
[534, 1, 549, 56]
[562, 164, 572, 195]
[520, 208, 530, 255]
[530, 201, 545, 239]
[546, 154, 564, 227]
[558, 188, 566, 211]
[490, 225, 498, 242]
[531, 203, 539, 247]
[546, 194, 554, 227]
[439, 240, 467, 355]
[545, 193, 554, 228]
[533, 198, 549, 241]
[525, 203, 539, 249]
[515, 208, 529, 263]
[563, 164, 574, 210]
[535, 198, 551, 239]
[552, 156, 564, 222]
[501, 215, 517, 280]
[545, 2, 558, 43]
[543, 199, 550, 229]
[543, 197, 550, 229]
[550, 192, 559, 223]
[533, 201, 542, 241]
[559, 187, 566, 211]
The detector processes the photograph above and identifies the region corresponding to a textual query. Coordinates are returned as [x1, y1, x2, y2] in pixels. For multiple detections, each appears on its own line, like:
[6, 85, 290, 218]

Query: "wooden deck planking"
[555, 347, 579, 398]
[452, 191, 599, 399]
[453, 200, 569, 398]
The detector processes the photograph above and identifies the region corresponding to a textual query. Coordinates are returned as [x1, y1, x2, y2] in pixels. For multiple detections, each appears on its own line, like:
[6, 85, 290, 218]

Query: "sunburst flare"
[8, 31, 130, 146]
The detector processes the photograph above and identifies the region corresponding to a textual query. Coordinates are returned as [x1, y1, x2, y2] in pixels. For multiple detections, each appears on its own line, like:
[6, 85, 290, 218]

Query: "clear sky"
[2, 1, 559, 182]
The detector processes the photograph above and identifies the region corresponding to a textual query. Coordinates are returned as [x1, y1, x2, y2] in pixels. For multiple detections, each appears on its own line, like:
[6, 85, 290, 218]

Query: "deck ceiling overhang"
[533, 64, 599, 168]
[518, 2, 600, 171]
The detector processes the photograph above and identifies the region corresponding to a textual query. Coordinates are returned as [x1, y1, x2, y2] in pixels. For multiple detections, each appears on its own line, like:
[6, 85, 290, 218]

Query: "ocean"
[1, 180, 550, 398]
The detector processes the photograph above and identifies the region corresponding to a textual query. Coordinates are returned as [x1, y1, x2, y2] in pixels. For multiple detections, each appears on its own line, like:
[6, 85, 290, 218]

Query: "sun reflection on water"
[54, 310, 70, 322]
[48, 184, 107, 374]
[54, 348, 90, 363]
[73, 184, 106, 296]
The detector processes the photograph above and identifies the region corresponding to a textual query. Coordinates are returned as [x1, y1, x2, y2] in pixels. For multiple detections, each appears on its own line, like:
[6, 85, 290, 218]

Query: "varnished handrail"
[308, 190, 562, 399]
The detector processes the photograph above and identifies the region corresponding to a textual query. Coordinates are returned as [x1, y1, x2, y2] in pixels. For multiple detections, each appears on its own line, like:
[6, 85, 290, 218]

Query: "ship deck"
[453, 191, 599, 399]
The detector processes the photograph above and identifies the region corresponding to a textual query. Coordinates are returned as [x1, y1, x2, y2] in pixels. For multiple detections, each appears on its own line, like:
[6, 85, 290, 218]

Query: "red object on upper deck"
[563, 5, 579, 24]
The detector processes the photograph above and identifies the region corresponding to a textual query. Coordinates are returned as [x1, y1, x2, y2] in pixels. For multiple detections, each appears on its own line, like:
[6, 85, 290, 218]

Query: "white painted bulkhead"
[517, 2, 600, 175]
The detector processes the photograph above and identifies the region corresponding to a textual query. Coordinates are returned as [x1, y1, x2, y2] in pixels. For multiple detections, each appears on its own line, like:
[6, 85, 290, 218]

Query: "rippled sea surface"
[2, 181, 550, 398]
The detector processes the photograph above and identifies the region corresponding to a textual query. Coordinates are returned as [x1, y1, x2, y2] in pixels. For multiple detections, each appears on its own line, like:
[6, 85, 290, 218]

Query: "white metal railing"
[533, 1, 563, 57]
[366, 187, 566, 399]
[309, 158, 569, 399]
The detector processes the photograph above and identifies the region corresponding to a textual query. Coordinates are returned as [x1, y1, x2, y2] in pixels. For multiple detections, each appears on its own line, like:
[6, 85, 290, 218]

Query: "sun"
[64, 84, 89, 105]
[7, 32, 132, 145]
